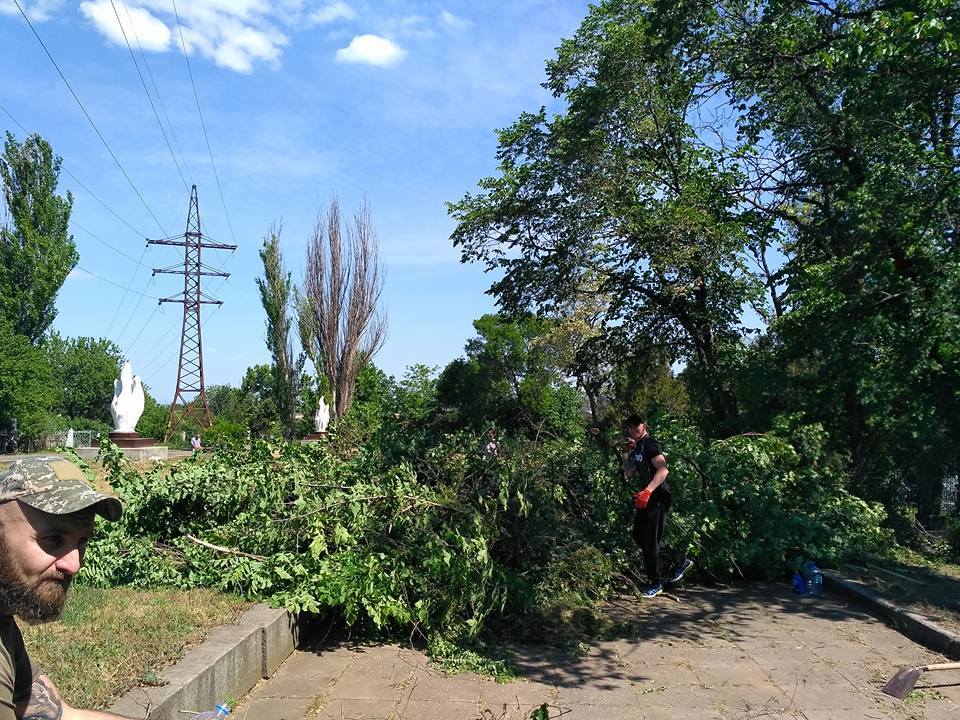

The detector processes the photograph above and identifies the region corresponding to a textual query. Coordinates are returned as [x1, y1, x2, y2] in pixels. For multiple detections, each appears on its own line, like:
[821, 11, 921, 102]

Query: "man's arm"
[23, 676, 133, 720]
[643, 454, 669, 493]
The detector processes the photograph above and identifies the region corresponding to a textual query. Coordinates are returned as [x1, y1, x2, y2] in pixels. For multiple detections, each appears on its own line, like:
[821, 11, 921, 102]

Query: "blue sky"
[0, 0, 590, 401]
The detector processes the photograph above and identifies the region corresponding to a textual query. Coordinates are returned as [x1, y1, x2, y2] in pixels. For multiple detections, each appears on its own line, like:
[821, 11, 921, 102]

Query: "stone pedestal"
[108, 431, 155, 448]
[87, 432, 169, 461]
[77, 445, 169, 461]
[303, 432, 328, 442]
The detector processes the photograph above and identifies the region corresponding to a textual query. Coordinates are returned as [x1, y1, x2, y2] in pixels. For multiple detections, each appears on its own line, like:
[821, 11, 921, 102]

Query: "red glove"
[634, 488, 652, 509]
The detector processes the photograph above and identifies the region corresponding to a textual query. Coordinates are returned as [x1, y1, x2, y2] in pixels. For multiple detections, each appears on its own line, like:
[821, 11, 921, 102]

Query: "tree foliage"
[437, 314, 585, 440]
[0, 132, 77, 344]
[256, 223, 301, 440]
[449, 0, 960, 519]
[0, 318, 56, 436]
[44, 333, 123, 425]
[81, 413, 887, 637]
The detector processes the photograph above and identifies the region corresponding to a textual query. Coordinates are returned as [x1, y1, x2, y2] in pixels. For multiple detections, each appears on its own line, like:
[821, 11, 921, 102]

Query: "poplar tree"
[0, 132, 77, 344]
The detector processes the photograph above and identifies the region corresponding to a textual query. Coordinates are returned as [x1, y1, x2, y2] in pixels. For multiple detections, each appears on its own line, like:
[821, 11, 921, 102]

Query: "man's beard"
[0, 534, 71, 623]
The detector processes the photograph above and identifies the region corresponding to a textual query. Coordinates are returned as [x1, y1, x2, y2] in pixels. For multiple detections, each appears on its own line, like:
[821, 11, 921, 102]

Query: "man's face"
[0, 500, 93, 623]
[626, 423, 646, 441]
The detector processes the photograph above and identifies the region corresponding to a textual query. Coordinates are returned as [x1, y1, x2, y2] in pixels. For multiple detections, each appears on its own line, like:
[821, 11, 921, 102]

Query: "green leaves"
[0, 131, 77, 344]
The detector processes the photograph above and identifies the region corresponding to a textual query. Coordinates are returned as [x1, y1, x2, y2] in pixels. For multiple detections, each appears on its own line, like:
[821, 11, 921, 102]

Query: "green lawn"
[20, 586, 248, 710]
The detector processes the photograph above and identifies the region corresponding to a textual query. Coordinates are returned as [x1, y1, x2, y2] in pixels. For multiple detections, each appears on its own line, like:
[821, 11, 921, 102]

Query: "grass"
[842, 549, 960, 637]
[20, 585, 248, 710]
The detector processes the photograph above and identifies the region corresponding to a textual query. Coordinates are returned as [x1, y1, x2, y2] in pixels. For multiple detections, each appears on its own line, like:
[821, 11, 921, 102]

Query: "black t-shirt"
[630, 435, 670, 496]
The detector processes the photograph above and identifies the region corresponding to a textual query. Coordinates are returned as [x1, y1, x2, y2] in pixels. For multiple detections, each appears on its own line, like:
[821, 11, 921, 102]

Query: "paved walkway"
[235, 584, 960, 719]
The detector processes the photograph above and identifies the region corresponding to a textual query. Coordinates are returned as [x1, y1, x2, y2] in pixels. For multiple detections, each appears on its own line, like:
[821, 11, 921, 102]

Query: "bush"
[203, 419, 247, 448]
[658, 415, 890, 577]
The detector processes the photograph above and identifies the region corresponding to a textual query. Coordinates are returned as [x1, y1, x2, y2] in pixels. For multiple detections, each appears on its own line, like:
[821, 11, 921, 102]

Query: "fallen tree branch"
[185, 534, 267, 561]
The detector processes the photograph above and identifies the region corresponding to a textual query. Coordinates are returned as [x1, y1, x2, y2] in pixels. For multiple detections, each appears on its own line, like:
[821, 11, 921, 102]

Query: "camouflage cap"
[0, 456, 122, 521]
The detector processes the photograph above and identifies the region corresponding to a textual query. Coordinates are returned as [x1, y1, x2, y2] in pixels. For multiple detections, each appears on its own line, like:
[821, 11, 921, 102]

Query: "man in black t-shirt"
[622, 414, 693, 597]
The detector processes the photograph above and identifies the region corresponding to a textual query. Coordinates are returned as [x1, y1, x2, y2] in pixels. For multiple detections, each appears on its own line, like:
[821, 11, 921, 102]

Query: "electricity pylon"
[148, 185, 236, 442]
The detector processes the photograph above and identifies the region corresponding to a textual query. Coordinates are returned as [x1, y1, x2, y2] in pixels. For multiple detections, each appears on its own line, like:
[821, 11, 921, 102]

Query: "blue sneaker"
[640, 584, 663, 598]
[667, 558, 694, 585]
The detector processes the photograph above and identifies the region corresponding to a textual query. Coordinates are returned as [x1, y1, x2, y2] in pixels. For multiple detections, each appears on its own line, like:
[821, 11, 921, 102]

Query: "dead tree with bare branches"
[298, 198, 387, 421]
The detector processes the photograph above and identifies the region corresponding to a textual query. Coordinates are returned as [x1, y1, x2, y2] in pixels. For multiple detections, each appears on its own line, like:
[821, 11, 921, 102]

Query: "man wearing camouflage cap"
[0, 456, 131, 719]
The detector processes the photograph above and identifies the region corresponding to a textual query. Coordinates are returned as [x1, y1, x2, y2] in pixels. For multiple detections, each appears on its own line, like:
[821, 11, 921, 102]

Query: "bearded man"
[0, 456, 130, 719]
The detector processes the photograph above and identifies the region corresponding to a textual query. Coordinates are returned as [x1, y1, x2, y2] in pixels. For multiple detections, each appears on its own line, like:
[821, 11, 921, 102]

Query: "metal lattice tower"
[149, 185, 236, 442]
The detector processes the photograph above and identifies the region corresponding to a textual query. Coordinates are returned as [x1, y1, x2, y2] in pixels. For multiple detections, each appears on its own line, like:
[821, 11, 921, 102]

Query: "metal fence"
[0, 430, 97, 454]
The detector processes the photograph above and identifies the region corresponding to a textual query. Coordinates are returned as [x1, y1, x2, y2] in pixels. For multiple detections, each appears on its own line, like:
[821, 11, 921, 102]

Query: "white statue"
[65, 428, 74, 448]
[111, 361, 145, 433]
[314, 396, 330, 433]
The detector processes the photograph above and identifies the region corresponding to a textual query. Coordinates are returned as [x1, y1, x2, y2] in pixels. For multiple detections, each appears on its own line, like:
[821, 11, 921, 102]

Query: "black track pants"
[631, 488, 681, 585]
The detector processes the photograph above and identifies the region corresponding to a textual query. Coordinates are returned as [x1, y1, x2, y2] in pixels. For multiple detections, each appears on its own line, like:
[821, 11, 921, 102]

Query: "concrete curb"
[108, 604, 299, 719]
[823, 571, 960, 659]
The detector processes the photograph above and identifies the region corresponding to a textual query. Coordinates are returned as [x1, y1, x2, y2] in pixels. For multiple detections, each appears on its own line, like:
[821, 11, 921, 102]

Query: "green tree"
[239, 364, 279, 438]
[44, 333, 122, 424]
[256, 223, 301, 439]
[136, 385, 168, 441]
[0, 318, 56, 437]
[447, 6, 759, 430]
[438, 314, 584, 439]
[206, 384, 248, 424]
[709, 0, 960, 508]
[450, 0, 960, 518]
[0, 132, 77, 343]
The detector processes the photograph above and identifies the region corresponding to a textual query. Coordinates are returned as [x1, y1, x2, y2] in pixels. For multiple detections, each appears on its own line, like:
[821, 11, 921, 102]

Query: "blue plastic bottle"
[803, 560, 823, 597]
[792, 572, 805, 594]
[193, 704, 229, 719]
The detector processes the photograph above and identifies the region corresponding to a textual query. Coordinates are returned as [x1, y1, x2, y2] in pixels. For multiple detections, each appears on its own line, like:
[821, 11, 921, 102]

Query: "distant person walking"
[190, 434, 202, 453]
[622, 413, 693, 597]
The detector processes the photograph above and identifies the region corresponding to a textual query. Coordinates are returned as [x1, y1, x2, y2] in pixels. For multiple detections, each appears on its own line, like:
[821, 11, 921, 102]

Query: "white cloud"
[0, 0, 64, 21]
[308, 0, 354, 25]
[393, 14, 433, 39]
[78, 0, 297, 72]
[335, 34, 405, 68]
[80, 0, 171, 52]
[439, 10, 469, 30]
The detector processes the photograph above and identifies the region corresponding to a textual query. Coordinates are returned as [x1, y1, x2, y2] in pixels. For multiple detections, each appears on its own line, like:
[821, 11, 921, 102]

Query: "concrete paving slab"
[405, 670, 486, 703]
[476, 678, 559, 706]
[231, 583, 960, 720]
[397, 699, 484, 720]
[315, 698, 401, 719]
[237, 696, 312, 720]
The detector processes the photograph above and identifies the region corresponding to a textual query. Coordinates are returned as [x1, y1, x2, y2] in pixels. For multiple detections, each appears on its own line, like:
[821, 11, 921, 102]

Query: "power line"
[123, 302, 159, 350]
[171, 0, 237, 247]
[114, 272, 155, 342]
[108, 194, 191, 345]
[120, 0, 193, 186]
[103, 246, 150, 336]
[131, 316, 182, 377]
[108, 0, 189, 191]
[71, 220, 144, 265]
[9, 0, 168, 236]
[76, 264, 159, 299]
[0, 100, 148, 238]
